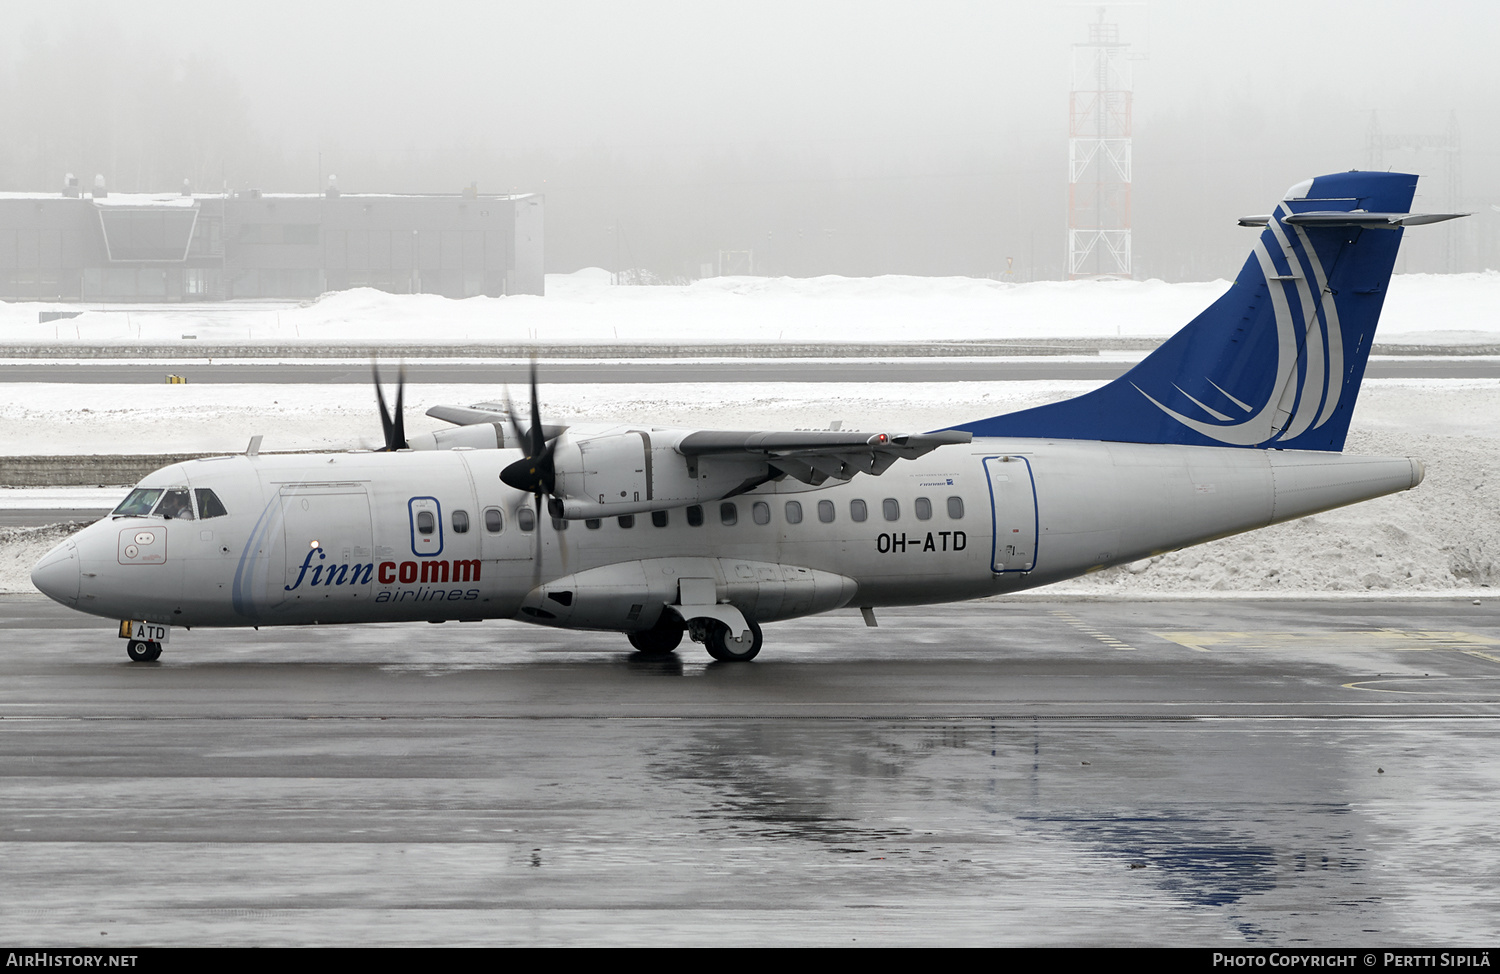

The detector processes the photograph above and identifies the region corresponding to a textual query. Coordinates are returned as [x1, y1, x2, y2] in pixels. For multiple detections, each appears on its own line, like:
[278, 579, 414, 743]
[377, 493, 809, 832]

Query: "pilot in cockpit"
[155, 489, 195, 520]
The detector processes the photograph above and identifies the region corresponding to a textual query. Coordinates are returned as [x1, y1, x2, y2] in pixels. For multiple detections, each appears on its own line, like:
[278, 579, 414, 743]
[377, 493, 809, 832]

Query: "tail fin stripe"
[1206, 378, 1253, 413]
[1267, 211, 1327, 441]
[1132, 382, 1271, 446]
[1173, 384, 1235, 422]
[1250, 241, 1302, 442]
[1287, 219, 1347, 430]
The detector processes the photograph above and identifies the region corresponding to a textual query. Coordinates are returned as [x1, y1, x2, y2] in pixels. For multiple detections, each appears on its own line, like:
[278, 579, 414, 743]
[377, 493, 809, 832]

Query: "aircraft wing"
[678, 429, 972, 483]
[421, 399, 974, 516]
[544, 426, 972, 518]
[426, 404, 508, 426]
[421, 403, 567, 449]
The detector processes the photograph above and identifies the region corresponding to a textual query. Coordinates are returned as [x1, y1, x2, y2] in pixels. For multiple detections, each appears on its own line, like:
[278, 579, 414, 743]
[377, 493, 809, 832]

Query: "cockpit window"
[112, 488, 162, 517]
[195, 488, 228, 519]
[154, 488, 195, 520]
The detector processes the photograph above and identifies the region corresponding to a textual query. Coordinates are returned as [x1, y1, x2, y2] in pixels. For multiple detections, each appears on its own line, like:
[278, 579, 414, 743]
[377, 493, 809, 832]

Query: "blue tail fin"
[953, 171, 1421, 452]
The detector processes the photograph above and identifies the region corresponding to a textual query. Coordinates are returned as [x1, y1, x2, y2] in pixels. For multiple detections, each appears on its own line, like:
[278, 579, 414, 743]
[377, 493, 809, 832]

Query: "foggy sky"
[3, 0, 1497, 281]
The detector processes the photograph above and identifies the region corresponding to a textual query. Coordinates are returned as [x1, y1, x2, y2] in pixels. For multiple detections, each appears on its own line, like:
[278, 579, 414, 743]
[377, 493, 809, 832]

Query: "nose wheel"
[126, 640, 162, 662]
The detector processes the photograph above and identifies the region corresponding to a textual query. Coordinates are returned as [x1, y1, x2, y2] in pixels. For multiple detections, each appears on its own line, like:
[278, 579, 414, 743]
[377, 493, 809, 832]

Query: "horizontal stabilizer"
[1239, 211, 1466, 229]
[1283, 211, 1468, 229]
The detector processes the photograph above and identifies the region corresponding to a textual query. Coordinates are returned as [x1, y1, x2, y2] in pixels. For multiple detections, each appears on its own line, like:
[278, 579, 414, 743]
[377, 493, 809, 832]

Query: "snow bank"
[5, 270, 1499, 346]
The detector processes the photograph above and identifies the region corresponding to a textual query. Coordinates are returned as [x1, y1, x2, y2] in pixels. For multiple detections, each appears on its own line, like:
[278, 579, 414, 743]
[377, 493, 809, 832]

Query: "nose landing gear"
[126, 640, 162, 662]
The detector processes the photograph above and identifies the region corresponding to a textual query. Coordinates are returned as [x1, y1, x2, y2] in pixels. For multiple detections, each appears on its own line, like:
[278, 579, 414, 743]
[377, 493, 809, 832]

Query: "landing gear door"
[984, 456, 1038, 574]
[279, 484, 375, 605]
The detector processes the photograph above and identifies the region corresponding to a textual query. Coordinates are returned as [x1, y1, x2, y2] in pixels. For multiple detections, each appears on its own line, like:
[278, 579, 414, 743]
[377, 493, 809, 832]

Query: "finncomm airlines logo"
[284, 548, 482, 603]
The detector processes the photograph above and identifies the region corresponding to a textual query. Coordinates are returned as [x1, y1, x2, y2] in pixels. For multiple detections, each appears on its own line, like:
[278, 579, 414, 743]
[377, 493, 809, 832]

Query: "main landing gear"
[627, 617, 684, 657]
[626, 615, 765, 662]
[126, 640, 162, 662]
[701, 619, 763, 662]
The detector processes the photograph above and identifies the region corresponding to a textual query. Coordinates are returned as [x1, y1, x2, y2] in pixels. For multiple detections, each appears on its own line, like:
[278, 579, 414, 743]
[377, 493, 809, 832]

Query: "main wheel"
[628, 618, 683, 657]
[126, 640, 156, 662]
[704, 619, 763, 662]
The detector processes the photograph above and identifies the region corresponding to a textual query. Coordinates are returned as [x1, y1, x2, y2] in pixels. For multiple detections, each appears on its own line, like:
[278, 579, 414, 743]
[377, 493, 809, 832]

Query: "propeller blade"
[372, 364, 408, 451]
[392, 366, 406, 449]
[529, 361, 545, 461]
[500, 386, 525, 451]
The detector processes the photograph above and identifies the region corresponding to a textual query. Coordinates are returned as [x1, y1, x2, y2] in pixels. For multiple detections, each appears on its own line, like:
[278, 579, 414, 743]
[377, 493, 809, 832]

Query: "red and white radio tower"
[1067, 11, 1132, 279]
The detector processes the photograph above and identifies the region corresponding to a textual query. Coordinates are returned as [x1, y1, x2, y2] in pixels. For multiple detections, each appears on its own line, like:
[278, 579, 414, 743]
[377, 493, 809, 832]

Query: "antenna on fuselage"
[246, 435, 263, 457]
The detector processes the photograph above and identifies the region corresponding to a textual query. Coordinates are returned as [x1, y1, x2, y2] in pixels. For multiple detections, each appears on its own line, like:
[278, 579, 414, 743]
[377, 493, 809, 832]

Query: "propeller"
[497, 361, 567, 586]
[499, 361, 563, 519]
[372, 363, 408, 451]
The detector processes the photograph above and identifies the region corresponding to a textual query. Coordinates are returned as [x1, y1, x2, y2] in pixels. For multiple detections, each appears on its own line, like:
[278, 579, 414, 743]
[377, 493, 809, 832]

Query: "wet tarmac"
[2, 595, 1497, 946]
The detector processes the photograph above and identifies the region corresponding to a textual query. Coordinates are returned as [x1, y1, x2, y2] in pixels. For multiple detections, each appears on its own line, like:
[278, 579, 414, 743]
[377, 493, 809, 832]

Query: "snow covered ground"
[3, 268, 1499, 346]
[2, 270, 1497, 599]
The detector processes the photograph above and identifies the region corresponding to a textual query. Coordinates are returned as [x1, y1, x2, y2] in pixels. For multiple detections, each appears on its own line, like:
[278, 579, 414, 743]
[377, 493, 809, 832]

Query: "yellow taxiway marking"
[1153, 630, 1500, 654]
[1050, 610, 1139, 651]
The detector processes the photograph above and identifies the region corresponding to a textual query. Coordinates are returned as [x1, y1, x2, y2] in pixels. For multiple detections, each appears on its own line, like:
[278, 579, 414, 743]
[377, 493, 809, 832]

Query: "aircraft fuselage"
[32, 441, 1422, 635]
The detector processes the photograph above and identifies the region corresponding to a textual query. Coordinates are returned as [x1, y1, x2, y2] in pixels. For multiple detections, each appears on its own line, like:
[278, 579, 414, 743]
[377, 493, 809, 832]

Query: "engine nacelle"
[550, 428, 764, 519]
[407, 423, 505, 451]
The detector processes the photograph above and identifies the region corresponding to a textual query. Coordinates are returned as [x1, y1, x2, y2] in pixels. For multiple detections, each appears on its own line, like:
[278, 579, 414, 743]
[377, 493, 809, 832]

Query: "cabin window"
[686, 505, 704, 527]
[915, 497, 932, 520]
[416, 510, 435, 535]
[618, 514, 635, 529]
[518, 508, 536, 532]
[552, 517, 568, 531]
[947, 496, 965, 519]
[484, 508, 503, 532]
[882, 498, 900, 521]
[652, 510, 668, 528]
[720, 502, 738, 526]
[585, 518, 601, 529]
[785, 500, 803, 524]
[113, 488, 163, 517]
[155, 489, 195, 520]
[752, 501, 771, 525]
[818, 499, 835, 523]
[195, 488, 228, 519]
[850, 499, 867, 522]
[452, 510, 470, 533]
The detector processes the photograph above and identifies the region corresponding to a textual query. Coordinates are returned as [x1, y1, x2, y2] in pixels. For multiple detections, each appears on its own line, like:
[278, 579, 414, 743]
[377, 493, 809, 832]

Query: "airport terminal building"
[0, 178, 544, 302]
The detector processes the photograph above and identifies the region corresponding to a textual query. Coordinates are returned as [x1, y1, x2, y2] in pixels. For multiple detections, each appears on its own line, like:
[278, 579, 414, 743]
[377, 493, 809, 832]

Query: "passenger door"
[984, 456, 1037, 573]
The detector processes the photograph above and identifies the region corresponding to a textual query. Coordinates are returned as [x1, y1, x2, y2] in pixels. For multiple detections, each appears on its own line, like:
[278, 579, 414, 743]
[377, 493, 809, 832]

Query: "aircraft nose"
[31, 540, 80, 607]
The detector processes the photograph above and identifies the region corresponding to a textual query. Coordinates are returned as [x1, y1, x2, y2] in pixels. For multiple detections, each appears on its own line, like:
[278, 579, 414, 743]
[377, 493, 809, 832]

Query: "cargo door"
[279, 484, 374, 606]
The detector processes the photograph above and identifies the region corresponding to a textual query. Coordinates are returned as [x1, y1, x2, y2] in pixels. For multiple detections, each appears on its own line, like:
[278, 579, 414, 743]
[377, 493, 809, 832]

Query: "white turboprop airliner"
[32, 171, 1462, 663]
